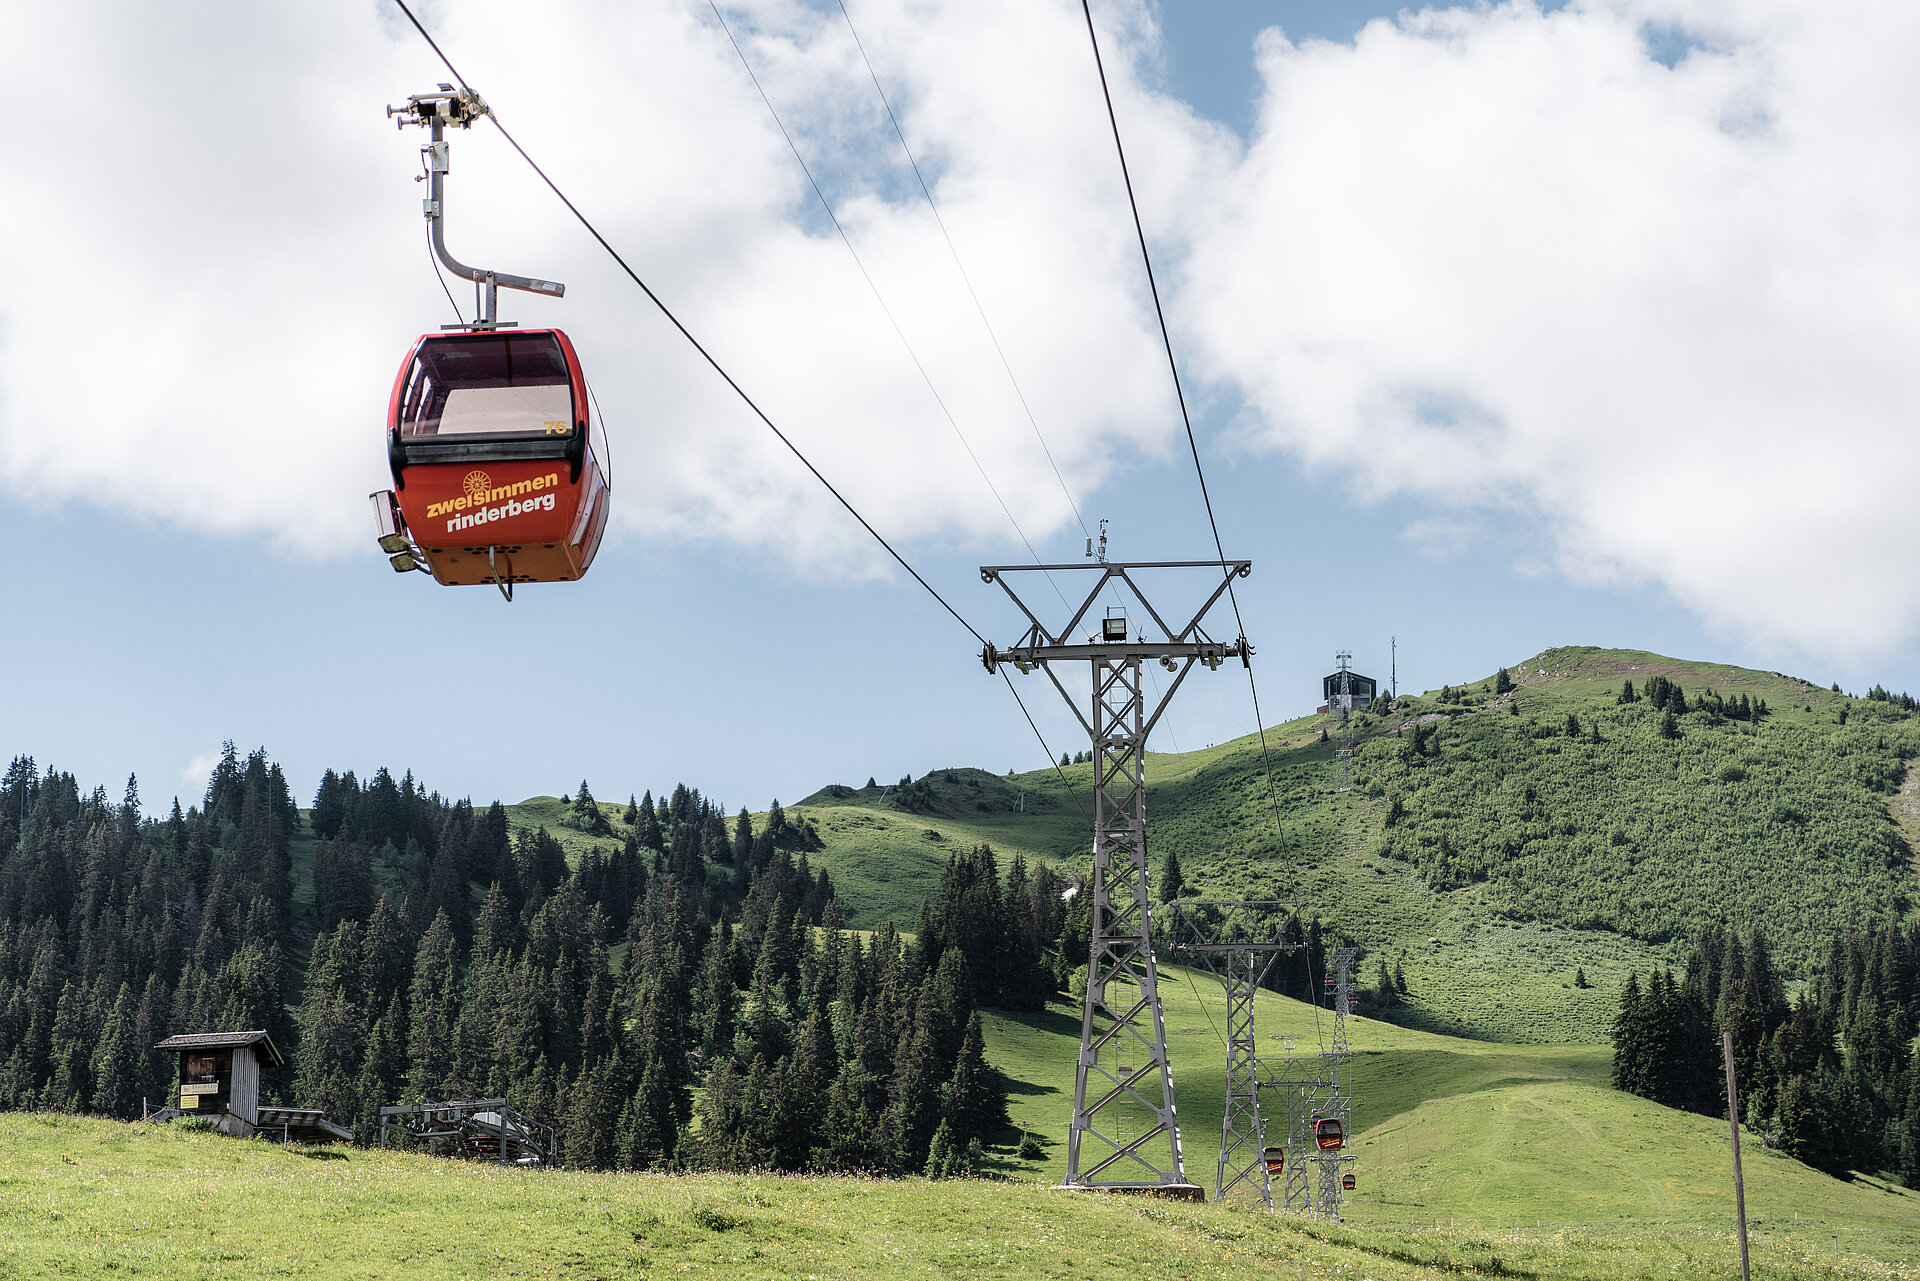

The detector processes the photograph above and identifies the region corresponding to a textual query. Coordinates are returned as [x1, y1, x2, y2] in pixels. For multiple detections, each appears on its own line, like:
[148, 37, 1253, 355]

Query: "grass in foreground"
[5, 1112, 1917, 1280]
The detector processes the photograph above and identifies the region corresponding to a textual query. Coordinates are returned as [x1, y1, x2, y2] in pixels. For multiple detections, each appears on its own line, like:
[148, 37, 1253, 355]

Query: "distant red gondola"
[374, 328, 609, 590]
[1313, 1116, 1346, 1151]
[1341, 1172, 1356, 1191]
[1263, 1145, 1285, 1175]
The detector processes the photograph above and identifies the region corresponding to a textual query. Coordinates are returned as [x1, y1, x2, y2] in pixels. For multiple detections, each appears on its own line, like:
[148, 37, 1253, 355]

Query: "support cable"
[386, 0, 1084, 804]
[835, 0, 1090, 541]
[1002, 670, 1091, 823]
[387, 0, 983, 646]
[1077, 0, 1286, 845]
[1182, 963, 1229, 1052]
[707, 1, 1062, 591]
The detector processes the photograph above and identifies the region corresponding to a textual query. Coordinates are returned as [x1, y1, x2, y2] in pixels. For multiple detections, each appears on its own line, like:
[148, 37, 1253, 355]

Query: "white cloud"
[1400, 516, 1480, 562]
[0, 0, 1203, 572]
[1178, 0, 1920, 658]
[3, 0, 1916, 661]
[180, 749, 221, 787]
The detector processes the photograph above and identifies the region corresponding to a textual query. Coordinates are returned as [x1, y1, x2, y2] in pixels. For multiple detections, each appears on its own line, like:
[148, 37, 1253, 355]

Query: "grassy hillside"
[768, 647, 1920, 1041]
[980, 969, 1920, 1263]
[10, 969, 1920, 1277]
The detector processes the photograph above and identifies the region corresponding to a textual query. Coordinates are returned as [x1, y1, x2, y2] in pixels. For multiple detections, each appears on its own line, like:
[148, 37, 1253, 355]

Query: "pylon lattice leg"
[1216, 951, 1271, 1206]
[1065, 657, 1187, 1188]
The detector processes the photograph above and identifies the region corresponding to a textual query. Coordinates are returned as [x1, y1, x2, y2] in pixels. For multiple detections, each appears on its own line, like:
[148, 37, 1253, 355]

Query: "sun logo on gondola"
[462, 470, 492, 503]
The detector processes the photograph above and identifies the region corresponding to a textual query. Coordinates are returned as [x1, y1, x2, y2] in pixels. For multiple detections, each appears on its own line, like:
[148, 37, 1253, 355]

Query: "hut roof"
[154, 1030, 285, 1069]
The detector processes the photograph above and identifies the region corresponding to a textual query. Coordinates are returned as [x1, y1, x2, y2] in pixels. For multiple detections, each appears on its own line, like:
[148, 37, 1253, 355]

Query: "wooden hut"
[155, 1030, 281, 1136]
[153, 1030, 352, 1142]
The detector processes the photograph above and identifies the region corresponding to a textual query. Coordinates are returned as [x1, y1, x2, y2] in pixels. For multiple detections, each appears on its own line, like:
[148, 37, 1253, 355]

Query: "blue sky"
[4, 0, 1914, 816]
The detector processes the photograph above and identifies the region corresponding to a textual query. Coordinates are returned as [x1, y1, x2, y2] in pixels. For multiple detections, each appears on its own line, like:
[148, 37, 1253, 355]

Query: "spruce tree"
[924, 1118, 957, 1178]
[1611, 973, 1647, 1095]
[90, 983, 139, 1118]
[406, 911, 460, 1099]
[1157, 847, 1187, 904]
[944, 1011, 1005, 1146]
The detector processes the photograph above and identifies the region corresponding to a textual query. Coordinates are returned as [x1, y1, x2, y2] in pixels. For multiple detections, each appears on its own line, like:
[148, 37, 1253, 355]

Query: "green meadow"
[9, 971, 1919, 1279]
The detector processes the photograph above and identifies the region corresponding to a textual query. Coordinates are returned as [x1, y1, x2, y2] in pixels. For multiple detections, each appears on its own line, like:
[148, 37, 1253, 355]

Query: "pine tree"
[1156, 847, 1187, 904]
[406, 911, 460, 1099]
[90, 983, 140, 1118]
[1494, 667, 1514, 694]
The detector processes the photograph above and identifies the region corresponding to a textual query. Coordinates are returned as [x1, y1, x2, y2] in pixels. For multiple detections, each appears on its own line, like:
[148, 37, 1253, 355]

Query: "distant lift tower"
[1314, 947, 1359, 1217]
[1262, 944, 1359, 1218]
[982, 558, 1251, 1195]
[1333, 651, 1356, 793]
[1165, 900, 1305, 1207]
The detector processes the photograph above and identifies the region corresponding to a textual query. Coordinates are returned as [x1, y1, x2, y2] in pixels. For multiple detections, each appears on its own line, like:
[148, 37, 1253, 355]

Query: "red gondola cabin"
[1314, 1116, 1346, 1151]
[374, 329, 609, 588]
[1342, 1172, 1356, 1191]
[1263, 1146, 1285, 1175]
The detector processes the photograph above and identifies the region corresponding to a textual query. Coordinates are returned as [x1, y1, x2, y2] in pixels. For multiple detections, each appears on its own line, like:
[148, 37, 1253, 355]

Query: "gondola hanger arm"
[388, 86, 564, 330]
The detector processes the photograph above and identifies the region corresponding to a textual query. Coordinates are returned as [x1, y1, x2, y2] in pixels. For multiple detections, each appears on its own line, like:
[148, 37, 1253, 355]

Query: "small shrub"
[686, 1202, 743, 1233]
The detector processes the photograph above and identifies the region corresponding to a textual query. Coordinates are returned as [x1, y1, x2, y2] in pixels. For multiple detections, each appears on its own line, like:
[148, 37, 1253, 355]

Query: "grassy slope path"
[981, 968, 1920, 1265]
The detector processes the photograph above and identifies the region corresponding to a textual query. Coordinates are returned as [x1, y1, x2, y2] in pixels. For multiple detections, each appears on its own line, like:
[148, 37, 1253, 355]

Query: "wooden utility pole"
[1722, 1031, 1751, 1281]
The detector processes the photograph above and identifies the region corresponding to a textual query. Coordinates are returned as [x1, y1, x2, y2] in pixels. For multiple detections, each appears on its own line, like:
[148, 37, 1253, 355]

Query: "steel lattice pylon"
[1277, 946, 1357, 1219]
[1333, 651, 1355, 793]
[1165, 900, 1305, 1207]
[982, 558, 1250, 1193]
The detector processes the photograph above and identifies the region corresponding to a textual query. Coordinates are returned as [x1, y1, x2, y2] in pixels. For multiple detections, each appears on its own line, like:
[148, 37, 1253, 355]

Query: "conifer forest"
[0, 748, 1047, 1174]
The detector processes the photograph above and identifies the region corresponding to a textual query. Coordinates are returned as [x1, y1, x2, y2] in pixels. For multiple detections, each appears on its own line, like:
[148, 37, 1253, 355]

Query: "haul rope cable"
[836, 0, 1181, 729]
[1077, 0, 1288, 853]
[707, 0, 1064, 600]
[836, 0, 1089, 543]
[386, 0, 1088, 816]
[1079, 0, 1323, 1047]
[838, 0, 1200, 758]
